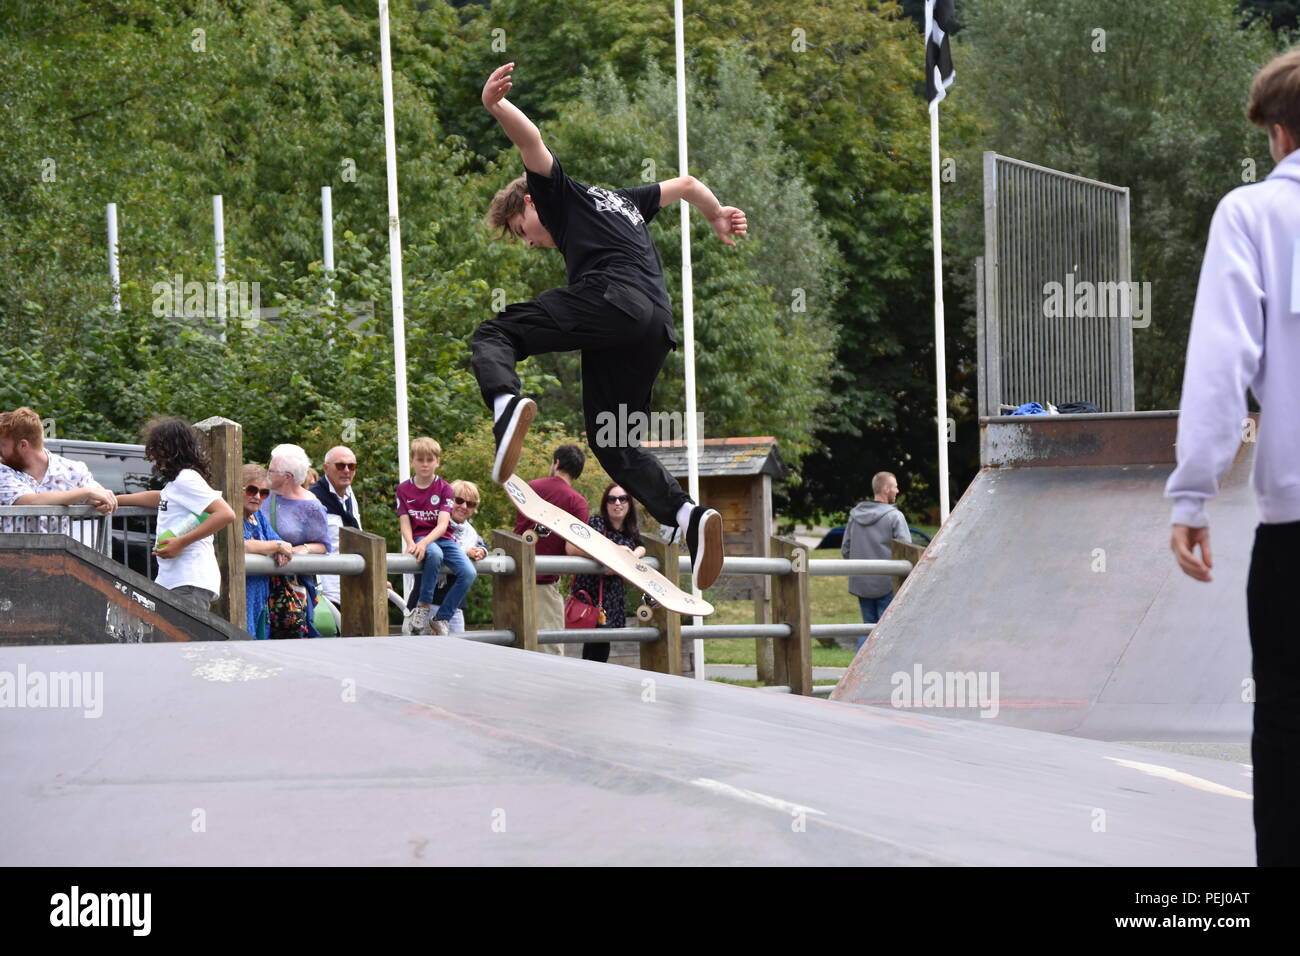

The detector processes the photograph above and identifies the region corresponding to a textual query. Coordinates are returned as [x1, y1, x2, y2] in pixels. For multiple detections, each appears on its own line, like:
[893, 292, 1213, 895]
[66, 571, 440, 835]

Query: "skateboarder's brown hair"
[486, 176, 530, 241]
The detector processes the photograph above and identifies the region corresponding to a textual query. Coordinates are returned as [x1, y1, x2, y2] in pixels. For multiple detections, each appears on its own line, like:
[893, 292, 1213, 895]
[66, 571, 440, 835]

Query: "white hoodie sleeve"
[1165, 193, 1266, 528]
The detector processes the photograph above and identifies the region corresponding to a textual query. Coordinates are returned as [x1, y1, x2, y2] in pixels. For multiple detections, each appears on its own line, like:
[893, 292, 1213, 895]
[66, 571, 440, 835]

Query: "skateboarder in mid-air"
[472, 62, 747, 590]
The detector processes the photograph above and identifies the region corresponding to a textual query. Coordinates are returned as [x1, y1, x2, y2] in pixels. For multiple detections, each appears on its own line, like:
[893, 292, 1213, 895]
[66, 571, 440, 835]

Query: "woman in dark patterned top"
[570, 482, 643, 663]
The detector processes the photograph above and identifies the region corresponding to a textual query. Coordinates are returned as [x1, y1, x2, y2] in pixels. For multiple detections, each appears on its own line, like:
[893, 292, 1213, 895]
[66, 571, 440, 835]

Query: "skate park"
[832, 410, 1256, 746]
[0, 147, 1259, 866]
[8, 2, 1293, 872]
[0, 416, 1258, 866]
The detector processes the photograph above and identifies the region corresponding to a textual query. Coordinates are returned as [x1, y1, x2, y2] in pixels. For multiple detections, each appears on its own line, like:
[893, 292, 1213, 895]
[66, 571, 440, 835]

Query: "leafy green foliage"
[525, 53, 841, 464]
[954, 0, 1281, 410]
[458, 1, 952, 517]
[4, 0, 1293, 544]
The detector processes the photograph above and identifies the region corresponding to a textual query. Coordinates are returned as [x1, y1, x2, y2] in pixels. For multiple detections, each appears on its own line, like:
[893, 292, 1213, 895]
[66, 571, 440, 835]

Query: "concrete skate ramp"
[832, 412, 1255, 742]
[0, 635, 1251, 865]
[0, 533, 243, 646]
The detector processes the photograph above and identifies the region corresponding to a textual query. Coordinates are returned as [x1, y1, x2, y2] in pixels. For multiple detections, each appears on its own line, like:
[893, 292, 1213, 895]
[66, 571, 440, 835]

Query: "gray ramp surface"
[0, 637, 1251, 865]
[833, 437, 1255, 742]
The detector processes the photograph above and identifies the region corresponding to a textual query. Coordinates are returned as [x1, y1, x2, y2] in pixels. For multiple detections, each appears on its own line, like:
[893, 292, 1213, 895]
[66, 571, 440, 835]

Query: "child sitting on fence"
[395, 438, 478, 636]
[403, 479, 489, 634]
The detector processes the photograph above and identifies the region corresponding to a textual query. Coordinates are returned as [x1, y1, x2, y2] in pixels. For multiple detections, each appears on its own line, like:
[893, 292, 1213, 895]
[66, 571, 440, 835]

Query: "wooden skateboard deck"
[501, 473, 714, 617]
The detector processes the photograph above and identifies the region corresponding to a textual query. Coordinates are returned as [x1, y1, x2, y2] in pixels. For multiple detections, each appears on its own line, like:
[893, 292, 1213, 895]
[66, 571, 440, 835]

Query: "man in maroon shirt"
[513, 444, 589, 655]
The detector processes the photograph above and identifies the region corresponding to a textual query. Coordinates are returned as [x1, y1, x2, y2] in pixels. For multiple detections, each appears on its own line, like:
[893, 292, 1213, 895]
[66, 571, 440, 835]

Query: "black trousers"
[471, 279, 691, 527]
[1247, 520, 1300, 866]
[582, 638, 611, 663]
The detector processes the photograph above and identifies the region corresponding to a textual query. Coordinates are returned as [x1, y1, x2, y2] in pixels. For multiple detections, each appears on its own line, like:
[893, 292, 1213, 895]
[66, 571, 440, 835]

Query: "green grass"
[703, 640, 856, 667]
[699, 547, 869, 668]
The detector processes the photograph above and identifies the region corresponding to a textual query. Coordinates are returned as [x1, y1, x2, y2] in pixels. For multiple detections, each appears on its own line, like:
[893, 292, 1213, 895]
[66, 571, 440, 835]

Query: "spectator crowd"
[0, 405, 651, 648]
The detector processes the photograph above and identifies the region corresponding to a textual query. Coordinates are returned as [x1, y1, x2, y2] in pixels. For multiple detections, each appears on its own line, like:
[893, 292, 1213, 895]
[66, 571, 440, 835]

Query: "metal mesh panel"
[981, 153, 1134, 416]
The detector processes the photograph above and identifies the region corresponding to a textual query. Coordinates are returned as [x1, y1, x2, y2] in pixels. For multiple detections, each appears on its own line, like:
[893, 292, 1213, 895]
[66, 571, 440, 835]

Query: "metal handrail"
[244, 552, 910, 578]
[1, 506, 910, 580]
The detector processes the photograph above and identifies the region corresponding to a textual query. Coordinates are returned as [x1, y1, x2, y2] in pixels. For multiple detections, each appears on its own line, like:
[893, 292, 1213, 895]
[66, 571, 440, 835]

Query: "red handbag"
[564, 578, 605, 629]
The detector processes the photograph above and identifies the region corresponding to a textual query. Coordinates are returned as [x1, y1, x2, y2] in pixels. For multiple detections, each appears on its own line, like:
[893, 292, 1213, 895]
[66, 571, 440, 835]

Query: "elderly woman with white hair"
[259, 444, 332, 638]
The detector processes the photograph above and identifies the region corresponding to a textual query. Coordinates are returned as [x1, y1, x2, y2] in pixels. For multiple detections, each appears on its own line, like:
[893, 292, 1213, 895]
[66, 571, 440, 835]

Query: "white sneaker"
[431, 618, 450, 636]
[407, 605, 433, 635]
[685, 506, 724, 590]
[491, 396, 536, 483]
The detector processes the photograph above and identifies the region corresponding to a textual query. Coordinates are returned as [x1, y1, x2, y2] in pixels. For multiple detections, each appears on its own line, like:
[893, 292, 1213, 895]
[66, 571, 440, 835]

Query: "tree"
[1240, 0, 1300, 31]
[493, 53, 841, 464]
[455, 0, 966, 520]
[955, 0, 1281, 411]
[0, 0, 554, 551]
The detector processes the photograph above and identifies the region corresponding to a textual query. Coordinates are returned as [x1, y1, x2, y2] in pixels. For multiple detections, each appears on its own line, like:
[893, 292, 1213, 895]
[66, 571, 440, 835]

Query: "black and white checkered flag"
[925, 0, 955, 109]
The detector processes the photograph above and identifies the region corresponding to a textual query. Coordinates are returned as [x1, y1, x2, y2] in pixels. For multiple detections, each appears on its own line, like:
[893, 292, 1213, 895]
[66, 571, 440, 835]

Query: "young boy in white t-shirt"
[118, 417, 237, 613]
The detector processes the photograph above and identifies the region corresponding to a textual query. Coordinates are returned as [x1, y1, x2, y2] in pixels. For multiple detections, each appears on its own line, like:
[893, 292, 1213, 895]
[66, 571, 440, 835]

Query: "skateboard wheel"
[636, 605, 653, 622]
[522, 530, 538, 545]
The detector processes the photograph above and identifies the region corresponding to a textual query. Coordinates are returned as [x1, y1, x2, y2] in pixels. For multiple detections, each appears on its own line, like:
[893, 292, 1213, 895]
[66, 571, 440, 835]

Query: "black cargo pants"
[471, 278, 691, 527]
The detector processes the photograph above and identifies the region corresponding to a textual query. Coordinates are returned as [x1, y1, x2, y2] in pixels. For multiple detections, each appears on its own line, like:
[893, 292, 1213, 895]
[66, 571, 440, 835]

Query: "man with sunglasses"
[309, 445, 362, 607]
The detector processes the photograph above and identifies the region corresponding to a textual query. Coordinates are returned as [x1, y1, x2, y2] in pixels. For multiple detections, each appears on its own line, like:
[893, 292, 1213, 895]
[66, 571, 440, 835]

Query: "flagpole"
[379, 0, 410, 484]
[213, 194, 226, 342]
[321, 186, 336, 308]
[673, 0, 706, 679]
[106, 203, 121, 313]
[925, 0, 953, 524]
[930, 103, 950, 524]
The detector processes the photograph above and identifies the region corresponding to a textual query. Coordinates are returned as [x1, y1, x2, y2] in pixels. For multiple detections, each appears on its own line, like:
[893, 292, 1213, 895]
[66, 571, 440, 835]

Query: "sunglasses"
[454, 497, 478, 508]
[244, 486, 271, 498]
[606, 495, 631, 504]
[330, 462, 358, 471]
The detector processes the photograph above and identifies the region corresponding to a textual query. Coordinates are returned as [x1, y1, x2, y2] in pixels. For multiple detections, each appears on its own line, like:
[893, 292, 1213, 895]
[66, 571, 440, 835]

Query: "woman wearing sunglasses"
[240, 463, 293, 638]
[569, 483, 644, 663]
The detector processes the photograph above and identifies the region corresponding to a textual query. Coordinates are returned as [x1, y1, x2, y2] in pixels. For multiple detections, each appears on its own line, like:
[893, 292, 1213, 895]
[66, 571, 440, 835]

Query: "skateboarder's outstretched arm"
[482, 62, 553, 178]
[658, 176, 748, 246]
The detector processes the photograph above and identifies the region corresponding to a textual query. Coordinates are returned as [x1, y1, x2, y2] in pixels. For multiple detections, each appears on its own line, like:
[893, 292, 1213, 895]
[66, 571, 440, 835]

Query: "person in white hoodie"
[1165, 47, 1300, 867]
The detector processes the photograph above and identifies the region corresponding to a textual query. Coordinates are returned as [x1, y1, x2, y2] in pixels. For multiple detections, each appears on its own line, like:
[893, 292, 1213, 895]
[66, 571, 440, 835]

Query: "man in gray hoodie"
[1164, 47, 1300, 866]
[842, 471, 911, 647]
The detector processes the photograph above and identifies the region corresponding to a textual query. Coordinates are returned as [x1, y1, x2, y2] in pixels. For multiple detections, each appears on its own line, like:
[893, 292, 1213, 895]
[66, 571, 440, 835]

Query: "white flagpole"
[673, 0, 706, 679]
[930, 102, 950, 523]
[106, 203, 121, 313]
[379, 0, 410, 483]
[213, 194, 226, 341]
[321, 186, 336, 307]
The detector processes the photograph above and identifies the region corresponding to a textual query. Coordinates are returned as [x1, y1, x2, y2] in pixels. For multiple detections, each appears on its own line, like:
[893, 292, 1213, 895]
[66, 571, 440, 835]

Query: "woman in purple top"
[259, 444, 332, 637]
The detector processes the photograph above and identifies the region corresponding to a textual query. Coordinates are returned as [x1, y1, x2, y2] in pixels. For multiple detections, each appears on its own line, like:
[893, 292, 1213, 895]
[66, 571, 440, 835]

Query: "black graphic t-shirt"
[525, 150, 671, 314]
